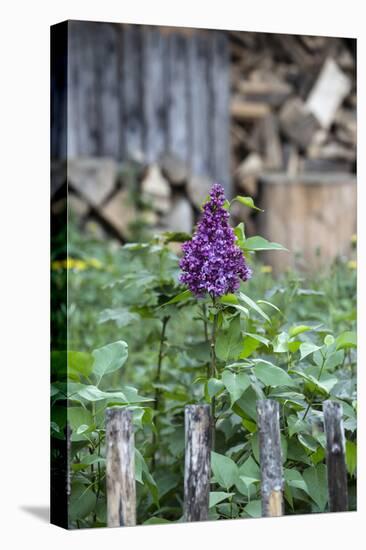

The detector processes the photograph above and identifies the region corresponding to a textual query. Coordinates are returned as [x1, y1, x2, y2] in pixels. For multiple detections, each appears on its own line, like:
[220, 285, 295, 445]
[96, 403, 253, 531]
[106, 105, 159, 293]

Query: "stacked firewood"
[229, 32, 356, 231]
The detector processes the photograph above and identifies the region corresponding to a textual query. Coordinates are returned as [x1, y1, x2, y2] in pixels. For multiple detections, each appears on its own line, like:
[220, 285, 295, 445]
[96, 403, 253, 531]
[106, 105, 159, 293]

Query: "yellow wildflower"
[87, 258, 103, 269]
[260, 265, 273, 274]
[347, 260, 357, 270]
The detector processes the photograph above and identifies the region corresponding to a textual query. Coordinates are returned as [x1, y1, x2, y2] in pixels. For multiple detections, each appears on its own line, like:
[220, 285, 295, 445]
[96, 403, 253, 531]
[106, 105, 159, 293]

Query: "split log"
[230, 98, 270, 121]
[238, 79, 292, 107]
[258, 172, 357, 274]
[306, 58, 351, 129]
[68, 158, 117, 207]
[257, 113, 283, 169]
[279, 98, 319, 150]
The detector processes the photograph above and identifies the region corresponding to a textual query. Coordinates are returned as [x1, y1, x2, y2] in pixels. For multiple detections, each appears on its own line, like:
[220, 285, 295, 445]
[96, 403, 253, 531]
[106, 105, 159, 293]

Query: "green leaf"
[135, 449, 159, 504]
[298, 433, 319, 453]
[71, 456, 106, 472]
[220, 293, 239, 305]
[69, 482, 97, 521]
[92, 341, 128, 382]
[287, 415, 309, 437]
[143, 517, 172, 525]
[207, 378, 225, 399]
[244, 332, 270, 347]
[98, 308, 139, 327]
[211, 451, 238, 489]
[303, 464, 328, 511]
[299, 342, 321, 360]
[222, 370, 251, 405]
[240, 335, 260, 359]
[273, 332, 289, 353]
[346, 440, 357, 476]
[284, 469, 309, 494]
[239, 292, 270, 322]
[289, 325, 312, 338]
[244, 500, 262, 517]
[232, 195, 264, 211]
[68, 351, 93, 380]
[234, 222, 246, 245]
[160, 289, 193, 307]
[76, 385, 127, 403]
[336, 331, 357, 350]
[215, 316, 242, 362]
[254, 362, 293, 387]
[243, 236, 287, 252]
[289, 369, 329, 397]
[324, 350, 344, 370]
[234, 387, 259, 421]
[209, 491, 235, 508]
[68, 407, 93, 437]
[239, 455, 260, 478]
[257, 300, 281, 313]
[50, 421, 60, 433]
[121, 385, 152, 403]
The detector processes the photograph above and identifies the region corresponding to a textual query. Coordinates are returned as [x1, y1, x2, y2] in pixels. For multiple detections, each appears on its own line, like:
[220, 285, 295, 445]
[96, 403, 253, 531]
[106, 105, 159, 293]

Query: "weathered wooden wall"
[51, 21, 231, 194]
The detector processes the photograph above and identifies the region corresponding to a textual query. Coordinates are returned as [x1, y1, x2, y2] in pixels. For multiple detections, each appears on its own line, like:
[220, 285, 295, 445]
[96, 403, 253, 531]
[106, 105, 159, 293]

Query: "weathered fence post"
[323, 400, 348, 512]
[257, 399, 284, 517]
[184, 404, 212, 522]
[105, 407, 136, 527]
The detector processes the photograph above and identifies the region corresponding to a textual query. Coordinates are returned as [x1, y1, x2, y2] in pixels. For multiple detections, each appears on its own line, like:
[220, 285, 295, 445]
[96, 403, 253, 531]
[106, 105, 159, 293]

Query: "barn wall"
[51, 20, 231, 195]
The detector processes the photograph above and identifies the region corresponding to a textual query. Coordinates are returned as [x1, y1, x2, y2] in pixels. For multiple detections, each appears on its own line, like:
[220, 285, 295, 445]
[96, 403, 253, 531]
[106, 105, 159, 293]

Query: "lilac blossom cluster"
[179, 183, 252, 297]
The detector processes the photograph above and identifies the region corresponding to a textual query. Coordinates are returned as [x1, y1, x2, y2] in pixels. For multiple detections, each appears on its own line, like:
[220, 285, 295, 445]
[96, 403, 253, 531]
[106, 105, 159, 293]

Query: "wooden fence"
[51, 20, 231, 194]
[104, 399, 348, 526]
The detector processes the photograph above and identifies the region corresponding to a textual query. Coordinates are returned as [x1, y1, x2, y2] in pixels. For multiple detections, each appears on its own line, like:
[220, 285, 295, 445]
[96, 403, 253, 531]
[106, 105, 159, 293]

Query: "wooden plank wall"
[58, 21, 231, 194]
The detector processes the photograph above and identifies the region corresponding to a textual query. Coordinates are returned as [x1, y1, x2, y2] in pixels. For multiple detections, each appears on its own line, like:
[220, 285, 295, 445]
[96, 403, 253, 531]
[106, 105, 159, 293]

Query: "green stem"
[210, 297, 219, 451]
[201, 303, 210, 379]
[303, 354, 326, 420]
[302, 400, 312, 420]
[202, 303, 209, 343]
[317, 354, 326, 381]
[151, 315, 170, 470]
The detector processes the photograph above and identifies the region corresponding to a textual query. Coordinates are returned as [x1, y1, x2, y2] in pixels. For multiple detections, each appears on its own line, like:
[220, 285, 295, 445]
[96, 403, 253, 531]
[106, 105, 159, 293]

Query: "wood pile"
[52, 154, 203, 242]
[229, 32, 356, 232]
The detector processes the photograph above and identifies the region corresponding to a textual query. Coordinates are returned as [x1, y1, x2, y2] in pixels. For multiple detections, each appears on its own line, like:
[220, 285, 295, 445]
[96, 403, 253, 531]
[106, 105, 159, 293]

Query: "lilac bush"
[179, 183, 252, 297]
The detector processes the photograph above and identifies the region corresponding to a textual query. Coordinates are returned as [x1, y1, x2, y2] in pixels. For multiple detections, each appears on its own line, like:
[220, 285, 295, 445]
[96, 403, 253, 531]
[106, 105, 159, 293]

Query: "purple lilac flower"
[179, 183, 252, 297]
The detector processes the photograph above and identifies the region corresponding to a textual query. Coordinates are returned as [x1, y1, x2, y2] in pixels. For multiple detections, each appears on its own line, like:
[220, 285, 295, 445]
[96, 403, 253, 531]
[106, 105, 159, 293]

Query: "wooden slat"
[106, 407, 136, 527]
[121, 24, 143, 160]
[141, 26, 168, 163]
[167, 32, 189, 163]
[94, 23, 120, 157]
[76, 22, 99, 156]
[188, 32, 210, 177]
[184, 404, 212, 522]
[51, 22, 68, 160]
[323, 401, 349, 512]
[257, 399, 284, 517]
[209, 31, 230, 195]
[67, 21, 79, 157]
[60, 22, 232, 192]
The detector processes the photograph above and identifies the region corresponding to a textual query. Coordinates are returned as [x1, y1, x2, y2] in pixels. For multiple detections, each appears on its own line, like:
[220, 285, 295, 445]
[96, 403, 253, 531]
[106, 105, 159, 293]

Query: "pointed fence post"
[184, 404, 212, 522]
[323, 400, 348, 512]
[257, 399, 284, 517]
[105, 407, 136, 527]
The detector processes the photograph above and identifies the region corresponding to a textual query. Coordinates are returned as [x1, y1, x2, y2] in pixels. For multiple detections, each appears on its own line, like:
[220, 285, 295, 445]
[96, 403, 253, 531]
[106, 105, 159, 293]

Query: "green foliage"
[52, 216, 357, 527]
